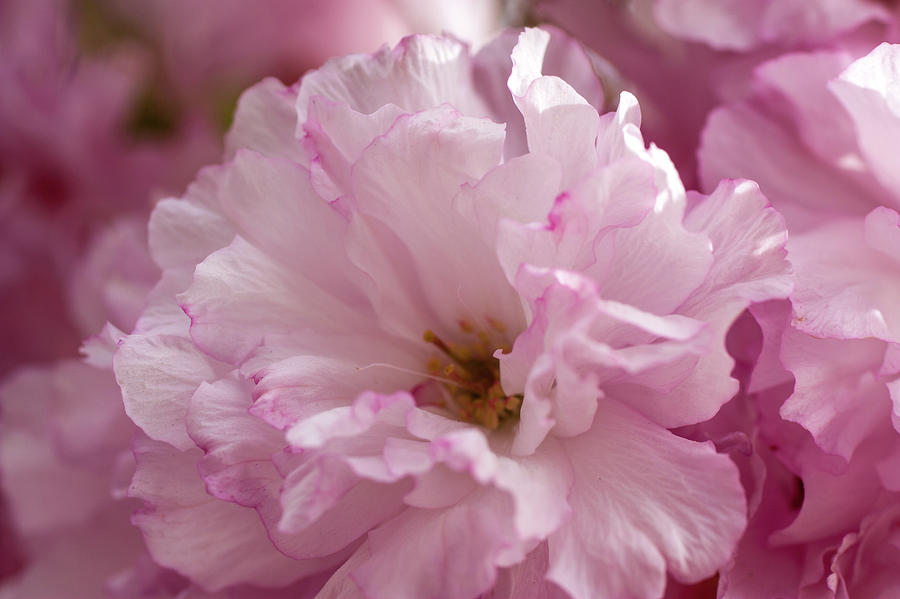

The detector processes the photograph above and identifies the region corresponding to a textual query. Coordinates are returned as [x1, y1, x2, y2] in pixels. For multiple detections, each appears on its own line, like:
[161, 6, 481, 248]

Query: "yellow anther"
[481, 409, 500, 430]
[427, 357, 442, 373]
[487, 317, 506, 333]
[422, 322, 521, 430]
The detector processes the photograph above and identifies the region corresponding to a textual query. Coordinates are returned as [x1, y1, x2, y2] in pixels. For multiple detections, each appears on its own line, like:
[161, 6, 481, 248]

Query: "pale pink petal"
[596, 192, 711, 316]
[69, 217, 159, 335]
[504, 268, 711, 454]
[350, 493, 521, 599]
[747, 300, 794, 394]
[699, 101, 878, 230]
[508, 28, 601, 186]
[754, 51, 858, 165]
[186, 377, 284, 507]
[275, 458, 409, 560]
[781, 328, 891, 462]
[285, 391, 415, 452]
[608, 180, 792, 427]
[453, 152, 562, 247]
[249, 352, 419, 431]
[473, 25, 604, 159]
[829, 503, 900, 599]
[547, 400, 746, 599]
[655, 0, 887, 51]
[788, 215, 900, 342]
[303, 100, 406, 198]
[489, 436, 573, 542]
[345, 107, 522, 339]
[865, 205, 900, 265]
[147, 167, 235, 273]
[296, 34, 491, 127]
[225, 78, 305, 164]
[655, 0, 765, 51]
[681, 179, 792, 316]
[130, 438, 333, 591]
[181, 237, 370, 365]
[193, 382, 408, 564]
[494, 154, 656, 284]
[115, 331, 226, 451]
[830, 43, 900, 203]
[48, 360, 133, 464]
[217, 150, 365, 303]
[487, 542, 569, 599]
[277, 393, 417, 557]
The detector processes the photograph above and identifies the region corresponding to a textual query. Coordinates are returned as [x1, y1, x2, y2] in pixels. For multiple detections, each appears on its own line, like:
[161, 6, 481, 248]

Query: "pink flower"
[695, 42, 900, 597]
[701, 43, 900, 461]
[114, 28, 790, 598]
[0, 220, 172, 597]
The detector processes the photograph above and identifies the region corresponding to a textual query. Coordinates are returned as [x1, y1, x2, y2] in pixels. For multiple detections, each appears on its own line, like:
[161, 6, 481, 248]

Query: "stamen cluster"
[424, 322, 521, 429]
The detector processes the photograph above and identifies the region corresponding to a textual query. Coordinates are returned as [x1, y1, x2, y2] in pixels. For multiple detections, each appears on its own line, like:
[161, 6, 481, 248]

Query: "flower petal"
[547, 400, 746, 599]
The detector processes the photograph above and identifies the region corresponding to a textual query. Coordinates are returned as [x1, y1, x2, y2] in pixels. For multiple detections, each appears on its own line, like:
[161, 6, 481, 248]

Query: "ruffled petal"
[789, 214, 900, 342]
[504, 267, 712, 454]
[225, 78, 305, 164]
[508, 28, 601, 187]
[130, 438, 334, 591]
[781, 328, 891, 462]
[115, 331, 227, 451]
[345, 107, 522, 339]
[547, 400, 746, 599]
[830, 43, 900, 203]
[296, 34, 490, 126]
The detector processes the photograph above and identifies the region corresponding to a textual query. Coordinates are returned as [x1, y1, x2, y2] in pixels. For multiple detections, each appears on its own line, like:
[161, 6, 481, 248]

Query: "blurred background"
[0, 0, 509, 380]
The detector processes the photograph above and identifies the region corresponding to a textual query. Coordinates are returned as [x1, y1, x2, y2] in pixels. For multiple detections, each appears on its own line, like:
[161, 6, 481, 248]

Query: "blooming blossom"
[112, 27, 791, 598]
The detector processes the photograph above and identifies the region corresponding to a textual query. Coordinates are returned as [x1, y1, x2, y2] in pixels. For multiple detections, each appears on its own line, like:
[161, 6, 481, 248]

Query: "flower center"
[423, 321, 521, 430]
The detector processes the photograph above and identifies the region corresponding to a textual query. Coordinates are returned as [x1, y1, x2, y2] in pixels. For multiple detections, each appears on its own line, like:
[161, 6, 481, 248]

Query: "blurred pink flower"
[0, 0, 158, 374]
[0, 0, 214, 376]
[0, 0, 503, 377]
[654, 0, 892, 51]
[114, 28, 790, 598]
[108, 0, 504, 101]
[0, 327, 148, 599]
[694, 41, 900, 598]
[702, 43, 900, 457]
[529, 0, 898, 186]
